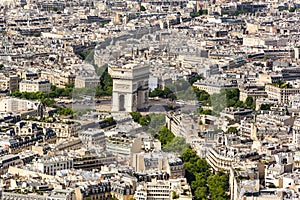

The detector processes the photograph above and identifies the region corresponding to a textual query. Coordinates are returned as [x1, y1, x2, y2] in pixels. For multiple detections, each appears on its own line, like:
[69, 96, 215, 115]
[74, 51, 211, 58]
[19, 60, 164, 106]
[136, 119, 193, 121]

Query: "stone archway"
[119, 94, 125, 111]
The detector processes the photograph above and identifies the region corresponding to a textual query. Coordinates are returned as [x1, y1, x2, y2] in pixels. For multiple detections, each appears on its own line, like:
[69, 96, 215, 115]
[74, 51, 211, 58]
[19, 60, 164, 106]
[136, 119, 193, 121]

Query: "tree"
[52, 7, 58, 12]
[181, 148, 198, 163]
[130, 112, 142, 122]
[155, 126, 175, 147]
[226, 127, 238, 134]
[149, 87, 177, 100]
[193, 87, 210, 102]
[207, 172, 229, 200]
[104, 117, 114, 122]
[289, 7, 296, 12]
[245, 96, 255, 109]
[130, 112, 151, 127]
[140, 5, 146, 12]
[163, 137, 190, 154]
[195, 186, 208, 200]
[234, 100, 245, 108]
[189, 74, 203, 85]
[146, 113, 166, 135]
[0, 64, 4, 69]
[139, 115, 151, 126]
[260, 103, 271, 110]
[181, 148, 229, 200]
[33, 33, 40, 37]
[57, 107, 73, 116]
[172, 191, 179, 199]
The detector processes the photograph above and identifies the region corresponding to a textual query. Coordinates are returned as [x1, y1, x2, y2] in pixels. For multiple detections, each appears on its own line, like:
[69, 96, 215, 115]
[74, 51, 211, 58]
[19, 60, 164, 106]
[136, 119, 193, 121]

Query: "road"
[62, 98, 198, 113]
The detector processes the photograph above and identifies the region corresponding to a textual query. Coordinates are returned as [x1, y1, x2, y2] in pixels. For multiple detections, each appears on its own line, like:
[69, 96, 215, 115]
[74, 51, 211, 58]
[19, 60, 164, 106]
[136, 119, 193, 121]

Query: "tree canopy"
[181, 148, 229, 200]
[130, 112, 151, 127]
[154, 126, 175, 147]
[163, 137, 190, 154]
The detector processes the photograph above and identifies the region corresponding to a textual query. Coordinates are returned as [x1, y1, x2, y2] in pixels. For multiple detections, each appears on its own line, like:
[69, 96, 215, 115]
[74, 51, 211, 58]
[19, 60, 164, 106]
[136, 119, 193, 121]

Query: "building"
[265, 84, 300, 104]
[220, 108, 253, 121]
[74, 76, 100, 88]
[0, 97, 43, 115]
[22, 121, 77, 138]
[74, 182, 112, 200]
[0, 154, 23, 175]
[165, 112, 199, 141]
[109, 63, 149, 112]
[134, 179, 171, 200]
[34, 156, 73, 176]
[239, 89, 267, 102]
[78, 129, 106, 148]
[193, 77, 237, 95]
[0, 74, 19, 92]
[293, 118, 300, 146]
[131, 152, 168, 172]
[106, 136, 143, 157]
[206, 146, 235, 172]
[19, 79, 51, 93]
[73, 154, 116, 170]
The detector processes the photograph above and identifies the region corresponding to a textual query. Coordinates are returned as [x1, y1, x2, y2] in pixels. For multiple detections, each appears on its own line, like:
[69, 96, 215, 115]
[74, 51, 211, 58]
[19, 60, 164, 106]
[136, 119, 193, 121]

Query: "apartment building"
[0, 155, 23, 175]
[134, 179, 171, 200]
[293, 118, 300, 146]
[0, 97, 42, 113]
[239, 89, 267, 102]
[0, 74, 19, 92]
[75, 76, 100, 88]
[24, 121, 77, 138]
[265, 84, 300, 104]
[19, 79, 51, 93]
[34, 156, 73, 176]
[193, 77, 237, 94]
[106, 136, 143, 157]
[78, 129, 106, 147]
[73, 154, 116, 170]
[165, 113, 199, 140]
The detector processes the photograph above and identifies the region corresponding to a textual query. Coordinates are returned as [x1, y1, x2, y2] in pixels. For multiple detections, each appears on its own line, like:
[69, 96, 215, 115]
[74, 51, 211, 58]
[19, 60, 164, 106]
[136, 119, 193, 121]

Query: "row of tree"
[11, 68, 113, 101]
[181, 148, 229, 200]
[198, 88, 256, 116]
[130, 112, 230, 199]
[154, 126, 175, 148]
[130, 112, 151, 127]
[149, 87, 177, 100]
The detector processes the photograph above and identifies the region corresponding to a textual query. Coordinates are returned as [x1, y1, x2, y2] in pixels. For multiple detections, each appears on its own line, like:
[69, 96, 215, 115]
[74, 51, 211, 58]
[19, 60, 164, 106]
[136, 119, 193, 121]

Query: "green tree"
[32, 33, 41, 37]
[226, 127, 238, 134]
[130, 112, 151, 127]
[130, 112, 142, 122]
[140, 5, 146, 11]
[149, 87, 176, 100]
[195, 186, 208, 200]
[181, 148, 229, 200]
[193, 87, 210, 102]
[139, 115, 151, 126]
[57, 107, 73, 116]
[245, 96, 255, 109]
[146, 113, 165, 135]
[189, 74, 203, 85]
[181, 148, 198, 163]
[207, 172, 229, 200]
[154, 126, 175, 147]
[104, 117, 114, 122]
[234, 100, 245, 108]
[289, 7, 296, 12]
[163, 137, 190, 154]
[172, 191, 179, 199]
[260, 103, 271, 110]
